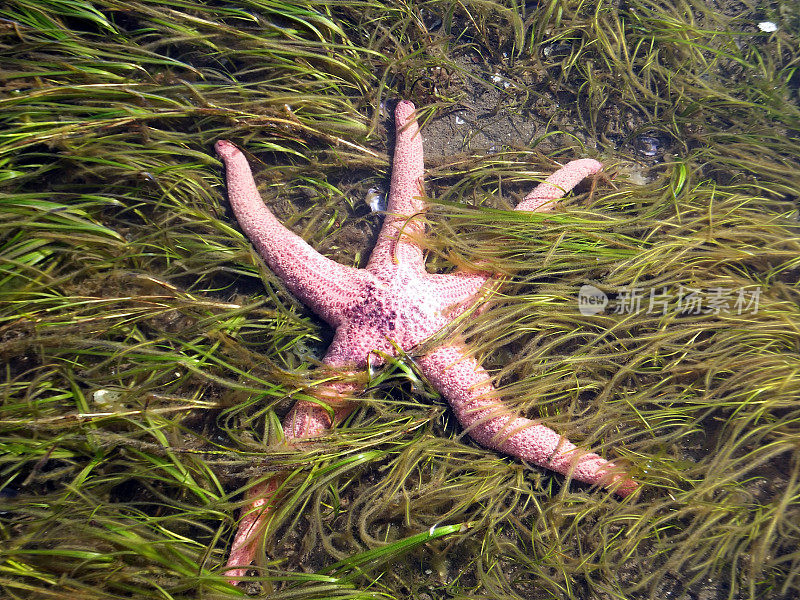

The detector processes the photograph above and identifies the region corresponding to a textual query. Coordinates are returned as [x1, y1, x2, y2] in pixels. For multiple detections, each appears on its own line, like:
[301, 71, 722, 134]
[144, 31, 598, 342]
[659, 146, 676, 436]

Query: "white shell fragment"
[93, 389, 123, 406]
[365, 187, 386, 212]
[758, 21, 778, 32]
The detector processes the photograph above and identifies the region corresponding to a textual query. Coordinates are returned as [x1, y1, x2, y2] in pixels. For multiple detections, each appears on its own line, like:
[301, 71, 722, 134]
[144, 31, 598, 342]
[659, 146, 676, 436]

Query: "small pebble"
[93, 389, 123, 406]
[635, 135, 662, 157]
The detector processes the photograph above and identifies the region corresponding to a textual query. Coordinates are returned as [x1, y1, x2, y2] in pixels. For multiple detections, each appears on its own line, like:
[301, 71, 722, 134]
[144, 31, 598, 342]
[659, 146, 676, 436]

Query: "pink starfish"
[215, 100, 637, 583]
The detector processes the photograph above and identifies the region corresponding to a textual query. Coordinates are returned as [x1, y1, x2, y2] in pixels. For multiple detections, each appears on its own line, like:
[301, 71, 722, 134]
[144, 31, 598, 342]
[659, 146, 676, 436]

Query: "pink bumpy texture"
[215, 99, 636, 583]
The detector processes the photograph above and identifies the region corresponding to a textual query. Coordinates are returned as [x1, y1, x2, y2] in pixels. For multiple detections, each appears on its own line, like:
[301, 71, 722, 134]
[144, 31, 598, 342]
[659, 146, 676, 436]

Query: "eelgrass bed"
[1, 1, 799, 599]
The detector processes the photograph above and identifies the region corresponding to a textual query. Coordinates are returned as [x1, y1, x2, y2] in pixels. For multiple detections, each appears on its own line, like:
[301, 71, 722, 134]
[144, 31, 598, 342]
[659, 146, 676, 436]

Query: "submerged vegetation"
[1, 0, 799, 598]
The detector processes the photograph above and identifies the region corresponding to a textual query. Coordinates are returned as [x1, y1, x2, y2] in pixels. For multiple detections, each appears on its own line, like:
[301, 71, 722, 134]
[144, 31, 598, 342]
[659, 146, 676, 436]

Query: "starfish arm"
[224, 477, 279, 582]
[420, 270, 495, 318]
[367, 101, 426, 275]
[224, 374, 360, 584]
[442, 159, 602, 290]
[215, 140, 370, 327]
[515, 159, 603, 212]
[418, 344, 637, 497]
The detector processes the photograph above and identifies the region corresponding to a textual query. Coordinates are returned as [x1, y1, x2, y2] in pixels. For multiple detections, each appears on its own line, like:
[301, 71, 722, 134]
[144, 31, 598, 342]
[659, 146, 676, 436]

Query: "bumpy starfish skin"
[215, 100, 636, 582]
